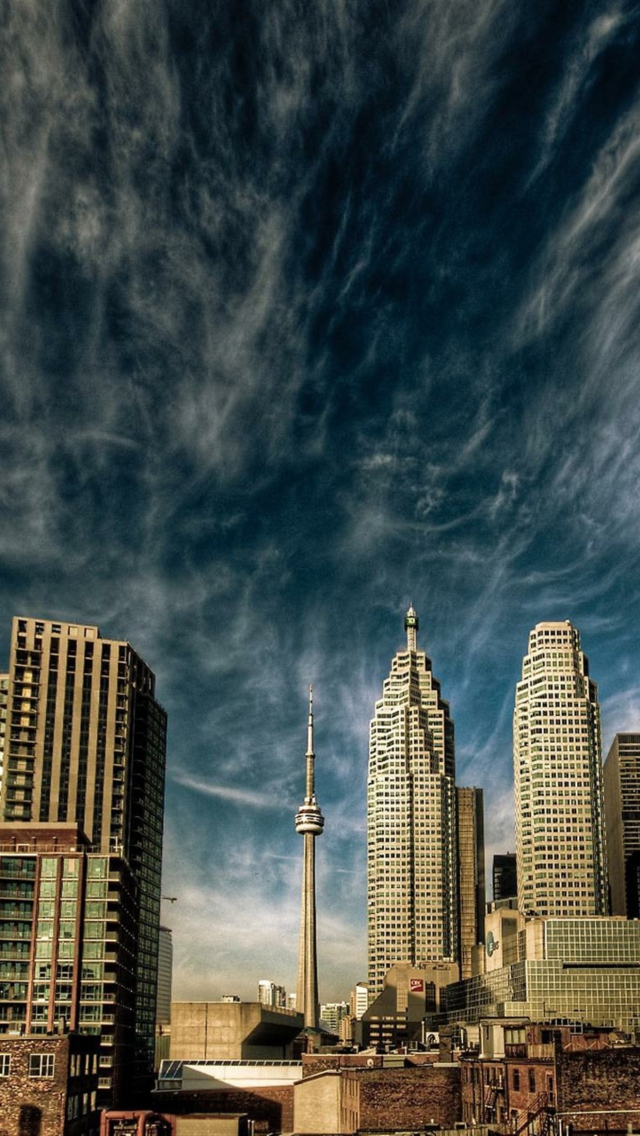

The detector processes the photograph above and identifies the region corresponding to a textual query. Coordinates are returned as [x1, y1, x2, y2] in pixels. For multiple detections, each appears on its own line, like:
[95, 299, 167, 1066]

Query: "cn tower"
[295, 686, 325, 1028]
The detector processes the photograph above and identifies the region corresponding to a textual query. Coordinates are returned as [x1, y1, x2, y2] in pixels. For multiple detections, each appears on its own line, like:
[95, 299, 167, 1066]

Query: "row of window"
[0, 1052, 54, 1077]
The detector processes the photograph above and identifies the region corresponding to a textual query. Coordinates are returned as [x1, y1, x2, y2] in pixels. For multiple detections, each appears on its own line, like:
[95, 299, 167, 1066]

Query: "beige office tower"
[514, 620, 608, 917]
[367, 607, 457, 1000]
[0, 616, 167, 1098]
[457, 787, 485, 979]
[604, 733, 640, 918]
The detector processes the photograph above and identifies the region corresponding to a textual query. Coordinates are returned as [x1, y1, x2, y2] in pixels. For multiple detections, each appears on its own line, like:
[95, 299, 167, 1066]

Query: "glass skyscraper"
[604, 733, 640, 918]
[367, 607, 457, 998]
[513, 620, 607, 917]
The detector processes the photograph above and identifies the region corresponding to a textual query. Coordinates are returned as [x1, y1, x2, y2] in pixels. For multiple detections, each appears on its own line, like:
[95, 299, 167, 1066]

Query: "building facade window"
[29, 1053, 55, 1077]
[0, 1054, 10, 1076]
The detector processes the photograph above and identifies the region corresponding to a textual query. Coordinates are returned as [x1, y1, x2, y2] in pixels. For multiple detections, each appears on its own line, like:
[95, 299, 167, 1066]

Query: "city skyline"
[3, 3, 640, 1005]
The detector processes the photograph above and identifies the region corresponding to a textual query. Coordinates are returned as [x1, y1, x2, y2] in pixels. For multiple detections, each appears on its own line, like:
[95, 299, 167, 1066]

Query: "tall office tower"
[0, 616, 167, 1095]
[514, 620, 608, 917]
[493, 853, 517, 903]
[604, 733, 640, 918]
[295, 688, 324, 1028]
[367, 607, 457, 1000]
[457, 787, 485, 980]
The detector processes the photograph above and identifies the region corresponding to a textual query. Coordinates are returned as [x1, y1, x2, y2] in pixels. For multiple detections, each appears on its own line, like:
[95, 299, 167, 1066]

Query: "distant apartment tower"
[0, 674, 7, 804]
[156, 926, 173, 1026]
[513, 620, 607, 917]
[604, 733, 640, 918]
[367, 607, 457, 999]
[0, 616, 167, 1095]
[320, 1001, 349, 1033]
[257, 980, 287, 1009]
[457, 787, 485, 979]
[350, 981, 368, 1020]
[492, 853, 517, 903]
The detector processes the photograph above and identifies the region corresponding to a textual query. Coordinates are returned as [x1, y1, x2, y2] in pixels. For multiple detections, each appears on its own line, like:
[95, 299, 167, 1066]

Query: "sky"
[3, 0, 640, 1005]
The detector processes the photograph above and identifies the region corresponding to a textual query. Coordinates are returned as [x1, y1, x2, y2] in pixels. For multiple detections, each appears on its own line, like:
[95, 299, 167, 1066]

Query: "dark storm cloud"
[2, 0, 640, 998]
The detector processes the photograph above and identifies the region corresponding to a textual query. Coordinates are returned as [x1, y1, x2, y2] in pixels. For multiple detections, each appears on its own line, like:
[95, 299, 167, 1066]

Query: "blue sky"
[3, 0, 640, 1003]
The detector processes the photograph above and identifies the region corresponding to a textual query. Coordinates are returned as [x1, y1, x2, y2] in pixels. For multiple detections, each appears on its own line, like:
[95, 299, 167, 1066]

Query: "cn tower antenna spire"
[295, 685, 324, 1029]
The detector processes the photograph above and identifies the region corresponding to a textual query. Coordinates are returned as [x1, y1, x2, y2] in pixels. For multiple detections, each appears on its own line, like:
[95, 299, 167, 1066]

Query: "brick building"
[0, 1032, 99, 1136]
[460, 1023, 640, 1133]
[152, 1086, 294, 1135]
[294, 1063, 462, 1134]
[0, 823, 137, 1105]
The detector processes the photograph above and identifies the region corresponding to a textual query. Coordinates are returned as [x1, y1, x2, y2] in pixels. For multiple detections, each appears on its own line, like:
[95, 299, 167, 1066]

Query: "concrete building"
[604, 732, 640, 918]
[169, 1002, 304, 1061]
[445, 916, 640, 1033]
[0, 823, 138, 1105]
[367, 607, 457, 998]
[295, 688, 324, 1029]
[492, 853, 517, 903]
[0, 1015, 100, 1136]
[0, 615, 167, 1099]
[514, 620, 608, 917]
[457, 787, 485, 980]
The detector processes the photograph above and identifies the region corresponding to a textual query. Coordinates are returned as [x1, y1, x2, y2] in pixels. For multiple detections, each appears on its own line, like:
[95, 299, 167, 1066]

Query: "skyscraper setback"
[367, 607, 457, 999]
[0, 615, 166, 1097]
[513, 620, 607, 917]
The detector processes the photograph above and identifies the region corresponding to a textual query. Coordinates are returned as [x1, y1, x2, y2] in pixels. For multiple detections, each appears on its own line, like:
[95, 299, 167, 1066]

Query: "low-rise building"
[294, 1063, 461, 1134]
[460, 1022, 640, 1132]
[0, 1031, 99, 1136]
[154, 1061, 299, 1136]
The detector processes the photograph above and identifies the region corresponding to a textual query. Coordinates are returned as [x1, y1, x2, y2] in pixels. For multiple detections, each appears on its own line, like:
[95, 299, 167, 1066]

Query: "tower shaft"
[295, 687, 324, 1029]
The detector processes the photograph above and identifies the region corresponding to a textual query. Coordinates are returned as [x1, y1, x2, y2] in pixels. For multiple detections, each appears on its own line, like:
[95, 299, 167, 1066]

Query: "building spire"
[306, 685, 315, 800]
[405, 605, 419, 652]
[295, 687, 325, 1029]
